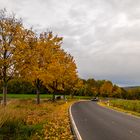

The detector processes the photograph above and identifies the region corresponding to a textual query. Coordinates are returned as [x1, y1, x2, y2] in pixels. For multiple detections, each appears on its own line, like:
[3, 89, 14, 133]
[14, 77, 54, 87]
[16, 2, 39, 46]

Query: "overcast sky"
[1, 0, 140, 86]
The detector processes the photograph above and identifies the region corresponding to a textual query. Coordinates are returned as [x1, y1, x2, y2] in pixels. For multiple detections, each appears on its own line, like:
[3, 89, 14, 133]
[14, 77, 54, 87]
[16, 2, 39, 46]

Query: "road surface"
[71, 101, 140, 140]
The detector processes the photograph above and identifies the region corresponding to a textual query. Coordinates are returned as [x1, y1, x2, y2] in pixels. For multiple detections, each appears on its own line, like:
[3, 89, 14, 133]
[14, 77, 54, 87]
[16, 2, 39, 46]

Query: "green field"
[0, 93, 91, 100]
[0, 94, 52, 99]
[109, 99, 140, 113]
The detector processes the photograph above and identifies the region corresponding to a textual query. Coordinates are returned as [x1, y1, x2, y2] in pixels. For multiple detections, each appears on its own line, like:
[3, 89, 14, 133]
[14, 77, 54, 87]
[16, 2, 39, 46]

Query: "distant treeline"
[75, 79, 126, 98]
[76, 79, 140, 100]
[0, 78, 140, 100]
[123, 87, 140, 100]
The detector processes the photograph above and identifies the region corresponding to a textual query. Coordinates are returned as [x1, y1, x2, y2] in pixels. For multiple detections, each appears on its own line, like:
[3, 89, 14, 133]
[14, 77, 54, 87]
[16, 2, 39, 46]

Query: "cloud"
[0, 0, 140, 86]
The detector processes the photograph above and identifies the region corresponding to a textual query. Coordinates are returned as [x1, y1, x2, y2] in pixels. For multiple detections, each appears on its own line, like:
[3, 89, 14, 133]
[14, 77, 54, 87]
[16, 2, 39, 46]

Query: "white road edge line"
[69, 102, 83, 140]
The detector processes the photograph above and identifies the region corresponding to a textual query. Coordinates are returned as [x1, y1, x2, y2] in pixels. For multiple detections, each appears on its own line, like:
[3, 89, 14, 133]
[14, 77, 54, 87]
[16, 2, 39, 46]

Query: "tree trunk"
[52, 92, 55, 102]
[36, 88, 40, 104]
[3, 84, 7, 106]
[35, 78, 41, 105]
[70, 94, 74, 99]
[62, 83, 65, 100]
[71, 91, 75, 99]
[52, 81, 56, 102]
[63, 94, 65, 100]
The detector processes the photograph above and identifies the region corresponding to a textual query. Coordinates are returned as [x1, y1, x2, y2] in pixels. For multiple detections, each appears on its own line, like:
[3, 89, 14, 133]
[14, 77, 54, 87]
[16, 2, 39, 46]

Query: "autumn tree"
[31, 32, 78, 101]
[70, 79, 83, 98]
[112, 85, 122, 98]
[56, 52, 78, 99]
[86, 79, 97, 96]
[44, 47, 78, 101]
[19, 32, 63, 104]
[100, 81, 113, 97]
[36, 32, 64, 103]
[0, 9, 31, 105]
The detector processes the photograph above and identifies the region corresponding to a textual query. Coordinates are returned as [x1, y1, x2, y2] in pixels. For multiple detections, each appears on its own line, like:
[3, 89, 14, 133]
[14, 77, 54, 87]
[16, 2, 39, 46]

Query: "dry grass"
[0, 99, 75, 140]
[0, 107, 25, 128]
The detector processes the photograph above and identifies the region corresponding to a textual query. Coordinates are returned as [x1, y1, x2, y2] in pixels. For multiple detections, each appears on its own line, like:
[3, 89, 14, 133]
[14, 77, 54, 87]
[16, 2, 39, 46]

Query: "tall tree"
[45, 50, 78, 100]
[20, 32, 63, 104]
[0, 9, 29, 105]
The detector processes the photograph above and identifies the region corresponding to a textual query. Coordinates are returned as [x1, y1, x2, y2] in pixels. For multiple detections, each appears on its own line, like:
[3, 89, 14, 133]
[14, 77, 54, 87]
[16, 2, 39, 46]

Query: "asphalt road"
[71, 101, 140, 140]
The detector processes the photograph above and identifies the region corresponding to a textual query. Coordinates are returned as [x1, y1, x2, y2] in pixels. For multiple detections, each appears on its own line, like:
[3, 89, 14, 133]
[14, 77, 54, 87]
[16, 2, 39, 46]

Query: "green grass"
[0, 94, 53, 99]
[8, 94, 52, 99]
[0, 93, 91, 100]
[0, 122, 42, 140]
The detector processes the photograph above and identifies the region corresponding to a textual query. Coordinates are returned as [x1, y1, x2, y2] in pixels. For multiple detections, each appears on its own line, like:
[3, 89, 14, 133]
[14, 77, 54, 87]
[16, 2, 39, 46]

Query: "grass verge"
[0, 99, 76, 140]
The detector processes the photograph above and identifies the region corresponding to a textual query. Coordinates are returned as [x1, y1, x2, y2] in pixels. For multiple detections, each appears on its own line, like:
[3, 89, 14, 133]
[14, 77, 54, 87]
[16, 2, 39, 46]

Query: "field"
[0, 99, 76, 140]
[109, 99, 140, 113]
[0, 94, 52, 99]
[0, 94, 91, 100]
[99, 99, 140, 117]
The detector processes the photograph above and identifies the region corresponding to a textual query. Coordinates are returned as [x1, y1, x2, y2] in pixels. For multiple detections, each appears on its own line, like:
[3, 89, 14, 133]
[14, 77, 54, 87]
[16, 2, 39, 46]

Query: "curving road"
[71, 101, 140, 140]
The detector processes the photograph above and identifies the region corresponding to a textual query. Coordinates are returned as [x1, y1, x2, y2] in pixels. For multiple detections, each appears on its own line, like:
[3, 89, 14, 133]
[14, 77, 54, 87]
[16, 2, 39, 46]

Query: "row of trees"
[0, 9, 79, 105]
[1, 77, 140, 100]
